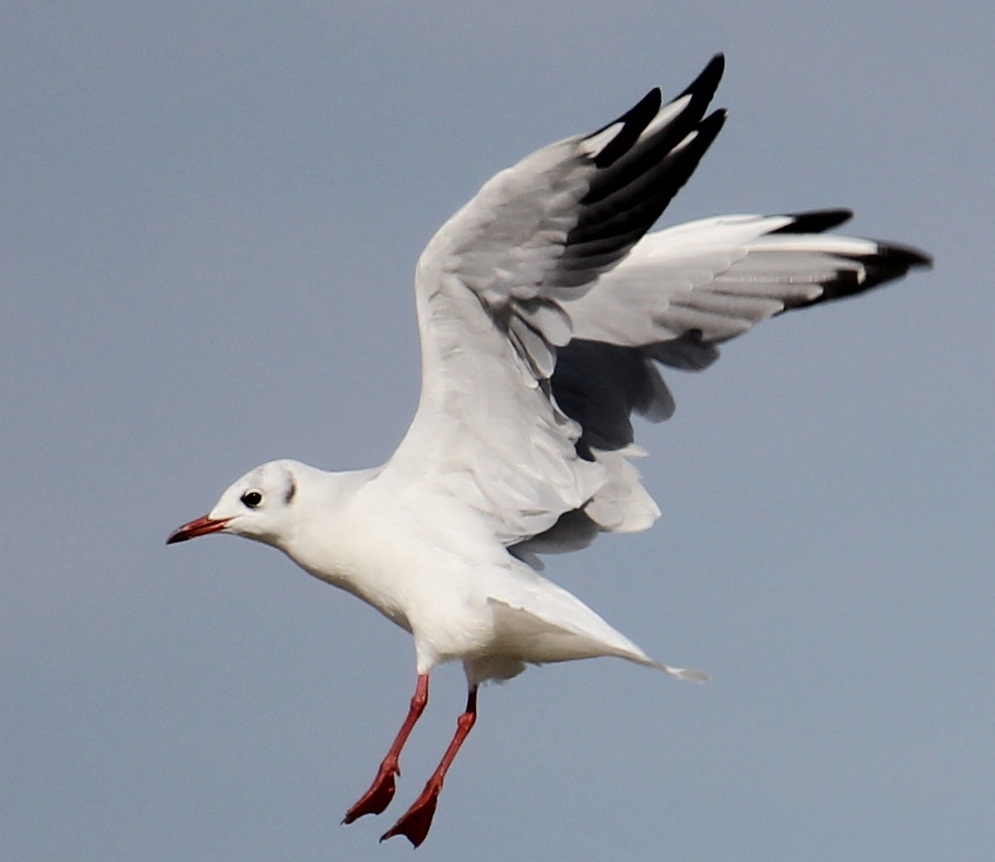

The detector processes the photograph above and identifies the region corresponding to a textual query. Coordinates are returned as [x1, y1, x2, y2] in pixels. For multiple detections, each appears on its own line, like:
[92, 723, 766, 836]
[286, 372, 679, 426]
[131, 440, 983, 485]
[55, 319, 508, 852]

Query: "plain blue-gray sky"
[3, 3, 992, 860]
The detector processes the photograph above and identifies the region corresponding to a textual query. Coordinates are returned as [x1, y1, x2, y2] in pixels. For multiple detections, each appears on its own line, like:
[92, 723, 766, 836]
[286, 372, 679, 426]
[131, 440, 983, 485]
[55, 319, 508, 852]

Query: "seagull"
[167, 54, 930, 846]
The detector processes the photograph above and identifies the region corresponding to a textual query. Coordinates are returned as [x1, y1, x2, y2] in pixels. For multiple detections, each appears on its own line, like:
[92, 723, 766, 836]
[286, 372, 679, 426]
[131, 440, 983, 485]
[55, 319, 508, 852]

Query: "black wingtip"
[772, 208, 854, 234]
[772, 212, 932, 273]
[697, 107, 728, 142]
[585, 55, 726, 171]
[678, 54, 726, 102]
[589, 87, 662, 169]
[831, 240, 933, 296]
[875, 241, 933, 271]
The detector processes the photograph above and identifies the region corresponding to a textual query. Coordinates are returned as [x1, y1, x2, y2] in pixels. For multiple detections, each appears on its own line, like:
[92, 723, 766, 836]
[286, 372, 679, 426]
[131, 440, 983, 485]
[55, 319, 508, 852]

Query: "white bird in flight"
[168, 55, 930, 846]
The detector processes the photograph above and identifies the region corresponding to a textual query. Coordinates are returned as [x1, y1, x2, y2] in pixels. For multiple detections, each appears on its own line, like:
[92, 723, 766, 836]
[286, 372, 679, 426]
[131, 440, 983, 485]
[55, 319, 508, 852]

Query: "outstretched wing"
[553, 210, 931, 455]
[383, 55, 930, 556]
[385, 56, 727, 544]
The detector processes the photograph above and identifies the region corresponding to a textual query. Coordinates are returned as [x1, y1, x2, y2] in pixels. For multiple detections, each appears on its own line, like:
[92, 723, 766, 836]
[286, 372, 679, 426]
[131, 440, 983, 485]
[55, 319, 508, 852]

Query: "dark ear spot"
[284, 476, 297, 504]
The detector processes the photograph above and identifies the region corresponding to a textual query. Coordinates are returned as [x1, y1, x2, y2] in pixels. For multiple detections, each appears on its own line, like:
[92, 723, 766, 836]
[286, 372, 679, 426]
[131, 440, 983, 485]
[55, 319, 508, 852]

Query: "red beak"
[166, 514, 231, 544]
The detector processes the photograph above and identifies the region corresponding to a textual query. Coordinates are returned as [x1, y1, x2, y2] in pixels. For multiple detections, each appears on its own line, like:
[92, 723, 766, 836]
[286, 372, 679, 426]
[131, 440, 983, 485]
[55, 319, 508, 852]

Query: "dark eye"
[240, 490, 263, 508]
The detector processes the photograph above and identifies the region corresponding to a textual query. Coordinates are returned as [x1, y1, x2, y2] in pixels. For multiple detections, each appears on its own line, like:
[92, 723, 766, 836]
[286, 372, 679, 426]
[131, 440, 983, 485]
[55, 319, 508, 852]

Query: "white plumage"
[168, 55, 929, 846]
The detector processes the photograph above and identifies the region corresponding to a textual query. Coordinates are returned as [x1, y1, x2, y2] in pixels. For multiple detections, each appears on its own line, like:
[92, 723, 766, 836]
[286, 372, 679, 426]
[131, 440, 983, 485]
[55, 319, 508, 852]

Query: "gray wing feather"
[385, 56, 930, 559]
[388, 58, 728, 545]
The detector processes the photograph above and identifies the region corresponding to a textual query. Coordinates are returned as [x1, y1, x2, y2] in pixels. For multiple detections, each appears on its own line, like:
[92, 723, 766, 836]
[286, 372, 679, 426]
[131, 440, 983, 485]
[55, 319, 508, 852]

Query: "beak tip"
[167, 515, 229, 545]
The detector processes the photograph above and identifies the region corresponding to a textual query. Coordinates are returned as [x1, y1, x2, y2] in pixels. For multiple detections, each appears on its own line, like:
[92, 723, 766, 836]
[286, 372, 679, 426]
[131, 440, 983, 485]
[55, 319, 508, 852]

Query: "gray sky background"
[3, 3, 992, 860]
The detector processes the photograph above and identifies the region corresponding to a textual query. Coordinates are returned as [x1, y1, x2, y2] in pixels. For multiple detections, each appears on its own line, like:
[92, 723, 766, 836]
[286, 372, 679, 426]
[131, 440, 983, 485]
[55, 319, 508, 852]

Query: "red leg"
[342, 673, 429, 824]
[380, 686, 478, 847]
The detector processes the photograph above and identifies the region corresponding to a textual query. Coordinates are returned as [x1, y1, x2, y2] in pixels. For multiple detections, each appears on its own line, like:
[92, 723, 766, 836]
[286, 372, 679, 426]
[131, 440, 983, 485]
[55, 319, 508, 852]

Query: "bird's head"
[167, 460, 303, 548]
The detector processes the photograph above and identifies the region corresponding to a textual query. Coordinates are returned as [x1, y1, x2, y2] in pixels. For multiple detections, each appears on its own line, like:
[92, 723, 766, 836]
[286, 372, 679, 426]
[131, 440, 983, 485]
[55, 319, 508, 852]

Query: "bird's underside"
[167, 53, 931, 847]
